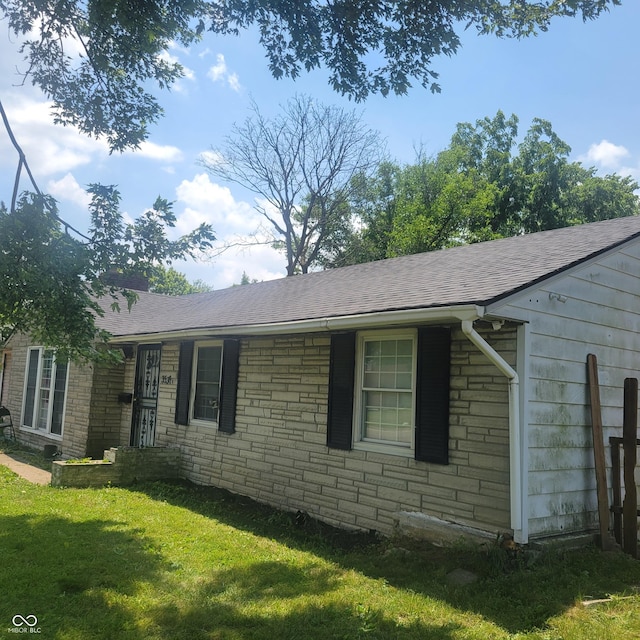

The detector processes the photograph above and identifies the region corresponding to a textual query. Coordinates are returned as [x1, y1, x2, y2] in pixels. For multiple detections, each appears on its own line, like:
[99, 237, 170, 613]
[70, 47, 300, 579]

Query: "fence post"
[623, 378, 638, 558]
[587, 354, 614, 550]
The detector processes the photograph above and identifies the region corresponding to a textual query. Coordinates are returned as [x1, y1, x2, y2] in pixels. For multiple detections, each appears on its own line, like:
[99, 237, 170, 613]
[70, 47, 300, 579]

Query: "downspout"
[461, 320, 524, 543]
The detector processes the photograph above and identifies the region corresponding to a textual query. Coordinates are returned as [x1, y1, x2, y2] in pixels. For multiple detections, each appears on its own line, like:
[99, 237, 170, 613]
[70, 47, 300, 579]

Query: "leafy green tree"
[567, 173, 640, 224]
[0, 0, 620, 151]
[149, 266, 213, 296]
[328, 112, 639, 266]
[328, 161, 402, 266]
[236, 272, 258, 286]
[0, 187, 214, 362]
[448, 111, 521, 236]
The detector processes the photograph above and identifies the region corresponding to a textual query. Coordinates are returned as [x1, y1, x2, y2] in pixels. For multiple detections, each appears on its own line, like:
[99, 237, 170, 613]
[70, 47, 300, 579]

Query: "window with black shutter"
[174, 339, 239, 433]
[327, 327, 451, 464]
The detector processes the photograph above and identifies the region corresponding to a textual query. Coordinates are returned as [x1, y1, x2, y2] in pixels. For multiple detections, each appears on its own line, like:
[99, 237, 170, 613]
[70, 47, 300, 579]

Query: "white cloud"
[207, 53, 228, 82]
[158, 49, 195, 91]
[173, 173, 285, 288]
[0, 94, 108, 178]
[181, 66, 196, 82]
[208, 243, 285, 288]
[615, 164, 640, 181]
[581, 140, 630, 169]
[578, 140, 640, 183]
[167, 40, 191, 56]
[207, 53, 242, 92]
[197, 150, 224, 168]
[175, 173, 257, 235]
[46, 173, 91, 208]
[228, 73, 241, 93]
[134, 140, 184, 163]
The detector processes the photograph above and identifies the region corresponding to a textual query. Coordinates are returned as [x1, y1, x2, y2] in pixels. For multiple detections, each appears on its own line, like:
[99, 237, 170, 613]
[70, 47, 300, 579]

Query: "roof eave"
[108, 304, 486, 344]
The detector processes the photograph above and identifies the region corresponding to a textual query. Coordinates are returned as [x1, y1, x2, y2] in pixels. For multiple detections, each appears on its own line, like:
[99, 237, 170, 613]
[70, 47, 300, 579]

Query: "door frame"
[130, 344, 162, 447]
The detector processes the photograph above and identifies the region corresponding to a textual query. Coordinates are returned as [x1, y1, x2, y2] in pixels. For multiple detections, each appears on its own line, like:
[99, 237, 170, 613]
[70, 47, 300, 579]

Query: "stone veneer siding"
[51, 446, 180, 487]
[148, 325, 513, 536]
[2, 333, 127, 459]
[86, 361, 127, 458]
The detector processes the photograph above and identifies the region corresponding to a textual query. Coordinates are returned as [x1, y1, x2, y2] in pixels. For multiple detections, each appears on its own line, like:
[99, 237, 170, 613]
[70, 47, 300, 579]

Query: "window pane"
[365, 342, 381, 357]
[362, 339, 413, 390]
[380, 356, 396, 372]
[363, 389, 412, 446]
[37, 390, 50, 431]
[193, 346, 222, 422]
[397, 340, 413, 356]
[378, 371, 394, 388]
[360, 336, 414, 447]
[50, 360, 68, 436]
[381, 341, 397, 356]
[396, 373, 412, 389]
[396, 424, 412, 443]
[35, 351, 55, 431]
[40, 351, 54, 390]
[363, 371, 379, 388]
[23, 350, 40, 428]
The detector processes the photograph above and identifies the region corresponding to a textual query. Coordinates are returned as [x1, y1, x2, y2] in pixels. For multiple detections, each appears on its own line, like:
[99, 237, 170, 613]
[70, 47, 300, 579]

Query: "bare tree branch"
[201, 95, 385, 275]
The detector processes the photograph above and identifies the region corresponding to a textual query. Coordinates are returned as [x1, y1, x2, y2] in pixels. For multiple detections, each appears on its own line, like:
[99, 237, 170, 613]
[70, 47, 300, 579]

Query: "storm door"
[130, 345, 161, 447]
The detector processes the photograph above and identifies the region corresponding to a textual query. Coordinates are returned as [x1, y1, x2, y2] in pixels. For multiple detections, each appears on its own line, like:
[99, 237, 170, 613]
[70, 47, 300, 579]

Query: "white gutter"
[461, 319, 524, 543]
[108, 304, 484, 344]
[108, 303, 526, 540]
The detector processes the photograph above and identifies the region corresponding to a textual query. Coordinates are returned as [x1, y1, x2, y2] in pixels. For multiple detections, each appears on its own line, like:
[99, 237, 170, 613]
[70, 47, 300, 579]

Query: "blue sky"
[1, 2, 639, 289]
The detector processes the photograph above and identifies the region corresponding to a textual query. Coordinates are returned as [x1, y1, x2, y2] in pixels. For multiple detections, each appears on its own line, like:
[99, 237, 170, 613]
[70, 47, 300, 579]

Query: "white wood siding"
[494, 240, 640, 538]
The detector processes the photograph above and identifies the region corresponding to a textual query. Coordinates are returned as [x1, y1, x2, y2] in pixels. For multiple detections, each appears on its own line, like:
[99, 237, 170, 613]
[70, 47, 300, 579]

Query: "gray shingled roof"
[99, 215, 640, 338]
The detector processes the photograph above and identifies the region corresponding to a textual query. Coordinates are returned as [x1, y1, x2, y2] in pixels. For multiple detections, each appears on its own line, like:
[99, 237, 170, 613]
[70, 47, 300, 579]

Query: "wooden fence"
[608, 379, 638, 558]
[588, 354, 638, 558]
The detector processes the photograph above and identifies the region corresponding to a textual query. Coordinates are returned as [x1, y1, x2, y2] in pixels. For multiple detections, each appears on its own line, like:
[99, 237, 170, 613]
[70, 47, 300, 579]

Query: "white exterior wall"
[495, 241, 640, 539]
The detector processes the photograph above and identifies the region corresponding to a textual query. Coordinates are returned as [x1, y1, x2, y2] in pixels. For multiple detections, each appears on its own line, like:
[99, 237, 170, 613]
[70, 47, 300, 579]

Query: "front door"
[130, 345, 161, 447]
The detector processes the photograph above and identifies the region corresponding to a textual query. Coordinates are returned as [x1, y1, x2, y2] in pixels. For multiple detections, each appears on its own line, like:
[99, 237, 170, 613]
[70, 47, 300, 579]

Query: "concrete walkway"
[0, 452, 52, 485]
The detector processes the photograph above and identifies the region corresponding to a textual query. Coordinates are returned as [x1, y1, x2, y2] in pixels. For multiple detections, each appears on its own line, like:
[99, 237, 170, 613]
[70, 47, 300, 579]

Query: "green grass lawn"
[1, 463, 639, 640]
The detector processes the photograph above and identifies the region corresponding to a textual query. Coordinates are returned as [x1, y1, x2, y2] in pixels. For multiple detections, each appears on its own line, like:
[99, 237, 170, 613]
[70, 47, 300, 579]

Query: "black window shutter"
[218, 339, 240, 434]
[327, 332, 356, 450]
[175, 341, 194, 425]
[415, 327, 451, 464]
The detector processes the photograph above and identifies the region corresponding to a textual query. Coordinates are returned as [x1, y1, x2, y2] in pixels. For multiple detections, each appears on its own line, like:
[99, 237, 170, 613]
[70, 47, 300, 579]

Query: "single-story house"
[3, 215, 640, 545]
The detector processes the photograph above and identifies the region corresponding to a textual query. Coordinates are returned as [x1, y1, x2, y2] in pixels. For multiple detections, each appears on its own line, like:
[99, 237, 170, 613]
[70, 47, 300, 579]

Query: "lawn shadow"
[0, 513, 166, 639]
[145, 562, 462, 639]
[131, 480, 640, 635]
[0, 471, 463, 640]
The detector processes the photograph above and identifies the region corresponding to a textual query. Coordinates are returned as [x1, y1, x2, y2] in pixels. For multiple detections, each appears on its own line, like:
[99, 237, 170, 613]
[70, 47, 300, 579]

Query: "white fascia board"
[108, 304, 485, 344]
[483, 237, 639, 319]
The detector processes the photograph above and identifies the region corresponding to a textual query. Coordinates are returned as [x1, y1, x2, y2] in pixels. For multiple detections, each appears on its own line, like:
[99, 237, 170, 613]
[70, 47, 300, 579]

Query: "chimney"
[101, 270, 150, 292]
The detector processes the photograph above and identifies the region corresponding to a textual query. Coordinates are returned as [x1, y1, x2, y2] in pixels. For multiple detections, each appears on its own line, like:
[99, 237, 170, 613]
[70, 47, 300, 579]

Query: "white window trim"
[20, 347, 69, 440]
[352, 328, 417, 457]
[0, 351, 8, 406]
[189, 340, 224, 428]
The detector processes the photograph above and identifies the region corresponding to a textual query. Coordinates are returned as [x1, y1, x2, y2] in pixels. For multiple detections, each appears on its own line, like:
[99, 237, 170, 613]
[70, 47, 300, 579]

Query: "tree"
[0, 0, 620, 151]
[0, 186, 214, 362]
[0, 97, 215, 362]
[149, 266, 213, 295]
[327, 112, 639, 266]
[237, 272, 258, 286]
[202, 95, 384, 275]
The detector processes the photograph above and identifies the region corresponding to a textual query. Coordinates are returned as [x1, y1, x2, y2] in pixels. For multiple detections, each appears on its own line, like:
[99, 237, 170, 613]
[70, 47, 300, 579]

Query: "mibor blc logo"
[8, 615, 41, 634]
